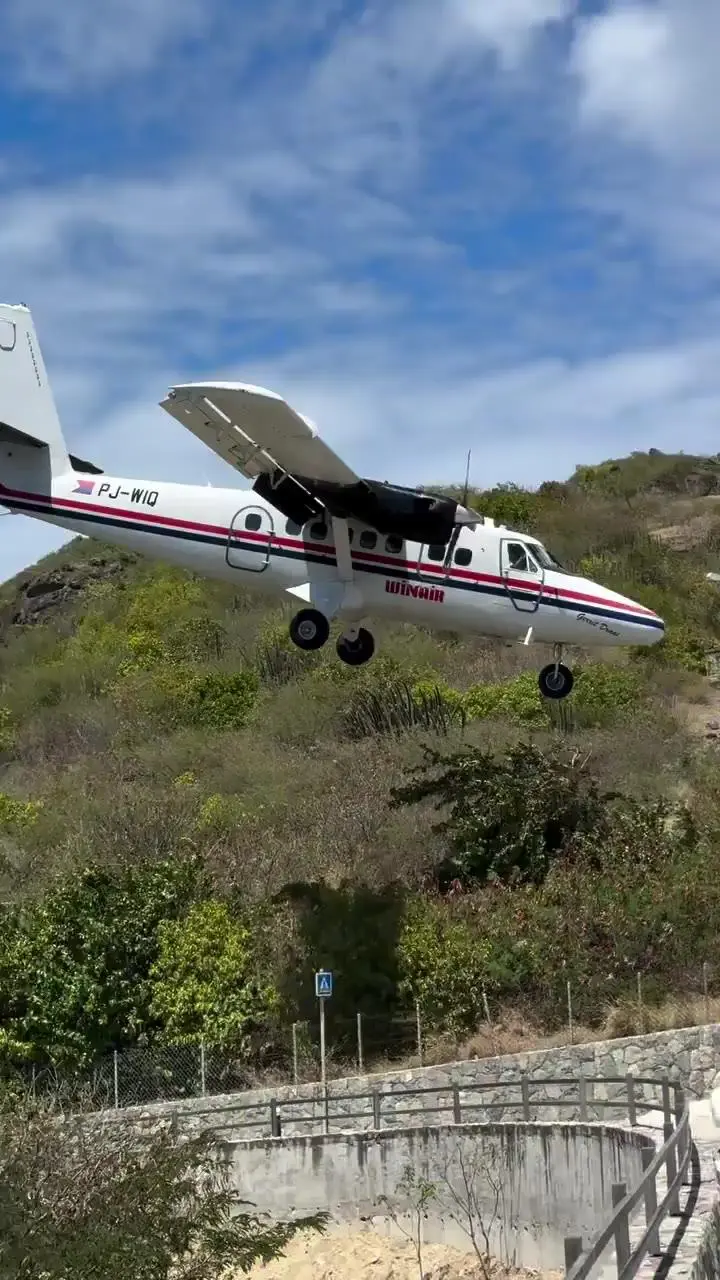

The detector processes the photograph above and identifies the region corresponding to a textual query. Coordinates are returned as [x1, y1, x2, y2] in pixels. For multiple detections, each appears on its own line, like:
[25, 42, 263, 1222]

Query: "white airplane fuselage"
[0, 469, 665, 651]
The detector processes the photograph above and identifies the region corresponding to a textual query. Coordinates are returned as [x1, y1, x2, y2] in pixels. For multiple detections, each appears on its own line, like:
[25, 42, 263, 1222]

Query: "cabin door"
[500, 539, 545, 613]
[227, 505, 274, 572]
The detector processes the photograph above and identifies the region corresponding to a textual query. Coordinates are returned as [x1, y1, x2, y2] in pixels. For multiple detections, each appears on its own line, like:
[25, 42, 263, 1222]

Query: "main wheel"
[539, 662, 574, 700]
[289, 608, 330, 651]
[337, 627, 375, 666]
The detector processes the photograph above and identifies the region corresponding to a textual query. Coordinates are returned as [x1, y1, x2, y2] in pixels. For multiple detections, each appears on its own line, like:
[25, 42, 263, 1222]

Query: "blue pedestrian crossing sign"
[315, 969, 333, 999]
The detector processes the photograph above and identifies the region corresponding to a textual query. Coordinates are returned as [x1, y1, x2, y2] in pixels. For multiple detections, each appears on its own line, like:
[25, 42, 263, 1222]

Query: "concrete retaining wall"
[119, 1022, 720, 1137]
[225, 1122, 653, 1270]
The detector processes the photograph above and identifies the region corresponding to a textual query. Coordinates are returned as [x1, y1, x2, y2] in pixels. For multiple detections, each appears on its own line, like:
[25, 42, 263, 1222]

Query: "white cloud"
[2, 0, 720, 587]
[0, 0, 208, 90]
[451, 0, 573, 68]
[572, 1, 720, 160]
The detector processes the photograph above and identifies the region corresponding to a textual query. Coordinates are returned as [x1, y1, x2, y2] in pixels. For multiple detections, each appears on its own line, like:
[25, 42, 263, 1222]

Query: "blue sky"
[0, 0, 719, 579]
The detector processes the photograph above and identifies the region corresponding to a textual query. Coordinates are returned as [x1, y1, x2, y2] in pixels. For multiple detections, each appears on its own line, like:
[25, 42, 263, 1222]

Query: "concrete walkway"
[590, 1097, 720, 1280]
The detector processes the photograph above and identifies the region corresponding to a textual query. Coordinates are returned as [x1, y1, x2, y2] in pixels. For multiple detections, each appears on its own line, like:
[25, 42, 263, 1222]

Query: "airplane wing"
[159, 382, 360, 488]
[160, 380, 477, 544]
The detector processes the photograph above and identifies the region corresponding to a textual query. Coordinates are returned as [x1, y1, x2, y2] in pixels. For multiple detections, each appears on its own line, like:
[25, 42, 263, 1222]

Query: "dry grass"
[417, 992, 720, 1069]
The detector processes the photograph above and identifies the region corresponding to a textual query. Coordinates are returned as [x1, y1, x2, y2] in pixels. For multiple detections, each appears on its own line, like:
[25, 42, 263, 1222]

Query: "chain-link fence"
[10, 961, 720, 1112]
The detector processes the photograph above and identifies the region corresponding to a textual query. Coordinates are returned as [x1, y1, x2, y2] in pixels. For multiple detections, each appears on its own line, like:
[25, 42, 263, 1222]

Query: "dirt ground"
[242, 1227, 561, 1280]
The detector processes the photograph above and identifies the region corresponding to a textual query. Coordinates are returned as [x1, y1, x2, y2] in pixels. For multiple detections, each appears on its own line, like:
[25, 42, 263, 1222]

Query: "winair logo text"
[386, 579, 444, 603]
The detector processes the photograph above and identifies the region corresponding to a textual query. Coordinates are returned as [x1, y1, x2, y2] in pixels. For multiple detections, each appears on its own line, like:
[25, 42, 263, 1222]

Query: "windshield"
[527, 541, 564, 571]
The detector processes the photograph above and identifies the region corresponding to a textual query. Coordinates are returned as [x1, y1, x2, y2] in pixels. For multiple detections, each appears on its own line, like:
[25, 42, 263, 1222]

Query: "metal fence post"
[415, 1001, 423, 1066]
[703, 960, 710, 1025]
[292, 1023, 299, 1087]
[625, 1074, 637, 1126]
[269, 1098, 281, 1137]
[564, 1237, 583, 1274]
[521, 1075, 531, 1121]
[640, 1147, 661, 1255]
[200, 1043, 206, 1097]
[357, 1012, 364, 1076]
[113, 1049, 119, 1109]
[372, 1091, 381, 1130]
[567, 980, 574, 1045]
[661, 1087, 680, 1216]
[578, 1073, 588, 1122]
[611, 1183, 631, 1275]
[661, 1077, 672, 1130]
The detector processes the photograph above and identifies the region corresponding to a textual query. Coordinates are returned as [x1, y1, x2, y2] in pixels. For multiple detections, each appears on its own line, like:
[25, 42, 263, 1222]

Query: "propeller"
[461, 448, 471, 508]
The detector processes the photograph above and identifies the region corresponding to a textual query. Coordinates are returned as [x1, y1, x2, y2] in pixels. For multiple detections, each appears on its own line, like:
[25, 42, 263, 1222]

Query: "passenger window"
[286, 518, 302, 536]
[309, 520, 328, 541]
[455, 547, 472, 567]
[427, 544, 446, 562]
[385, 535, 403, 554]
[359, 530, 377, 549]
[348, 527, 354, 543]
[244, 512, 262, 531]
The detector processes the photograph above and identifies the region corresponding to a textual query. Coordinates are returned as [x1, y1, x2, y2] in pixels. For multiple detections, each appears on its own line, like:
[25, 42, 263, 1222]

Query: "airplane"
[0, 302, 664, 701]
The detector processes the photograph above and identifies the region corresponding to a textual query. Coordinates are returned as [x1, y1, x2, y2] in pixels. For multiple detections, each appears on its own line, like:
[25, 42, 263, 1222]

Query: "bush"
[463, 671, 547, 726]
[149, 899, 279, 1052]
[185, 669, 259, 730]
[0, 856, 207, 1067]
[397, 896, 529, 1036]
[0, 1095, 326, 1278]
[391, 741, 611, 888]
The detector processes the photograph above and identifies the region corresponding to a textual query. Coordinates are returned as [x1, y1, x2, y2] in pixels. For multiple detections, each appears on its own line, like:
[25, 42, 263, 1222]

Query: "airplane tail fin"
[0, 303, 71, 485]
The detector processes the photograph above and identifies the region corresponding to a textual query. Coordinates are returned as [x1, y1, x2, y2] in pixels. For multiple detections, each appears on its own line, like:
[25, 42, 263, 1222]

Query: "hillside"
[1, 451, 720, 1087]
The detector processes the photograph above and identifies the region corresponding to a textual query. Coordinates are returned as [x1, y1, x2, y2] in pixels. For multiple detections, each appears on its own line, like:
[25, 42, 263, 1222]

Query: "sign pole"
[320, 997, 326, 1093]
[314, 969, 333, 1135]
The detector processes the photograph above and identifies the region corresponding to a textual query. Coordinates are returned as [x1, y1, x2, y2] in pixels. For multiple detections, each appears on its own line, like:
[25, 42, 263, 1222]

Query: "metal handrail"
[147, 1070, 690, 1280]
[564, 1081, 691, 1280]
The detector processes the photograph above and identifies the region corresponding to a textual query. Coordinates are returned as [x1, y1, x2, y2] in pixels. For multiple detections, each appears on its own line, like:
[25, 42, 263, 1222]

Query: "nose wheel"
[538, 659, 574, 700]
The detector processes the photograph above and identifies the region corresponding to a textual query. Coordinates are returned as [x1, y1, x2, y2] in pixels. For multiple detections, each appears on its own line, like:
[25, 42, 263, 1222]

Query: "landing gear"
[336, 627, 375, 667]
[539, 647, 575, 700]
[289, 608, 330, 652]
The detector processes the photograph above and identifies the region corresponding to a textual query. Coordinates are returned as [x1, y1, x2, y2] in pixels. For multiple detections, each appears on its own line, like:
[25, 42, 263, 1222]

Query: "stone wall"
[691, 1194, 720, 1280]
[224, 1121, 653, 1271]
[114, 1022, 720, 1141]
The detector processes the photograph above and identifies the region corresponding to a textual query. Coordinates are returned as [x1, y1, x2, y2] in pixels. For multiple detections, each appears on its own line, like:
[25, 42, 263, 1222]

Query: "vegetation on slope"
[0, 458, 720, 1086]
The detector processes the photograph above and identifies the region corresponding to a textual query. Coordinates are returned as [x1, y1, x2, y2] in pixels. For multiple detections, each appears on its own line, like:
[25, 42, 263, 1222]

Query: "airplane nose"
[606, 589, 665, 644]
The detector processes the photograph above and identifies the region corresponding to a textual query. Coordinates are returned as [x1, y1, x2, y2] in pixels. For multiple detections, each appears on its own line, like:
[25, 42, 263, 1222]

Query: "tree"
[391, 742, 612, 888]
[0, 856, 207, 1068]
[149, 899, 279, 1052]
[378, 1164, 437, 1280]
[0, 1093, 326, 1278]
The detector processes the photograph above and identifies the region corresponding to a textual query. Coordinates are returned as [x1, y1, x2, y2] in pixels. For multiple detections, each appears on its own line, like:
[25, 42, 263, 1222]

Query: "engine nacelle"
[253, 471, 464, 545]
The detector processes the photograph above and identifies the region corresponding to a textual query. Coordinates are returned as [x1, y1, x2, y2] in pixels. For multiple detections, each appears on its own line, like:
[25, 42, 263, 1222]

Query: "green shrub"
[149, 899, 278, 1050]
[392, 741, 609, 888]
[463, 670, 547, 725]
[397, 897, 527, 1036]
[185, 670, 259, 730]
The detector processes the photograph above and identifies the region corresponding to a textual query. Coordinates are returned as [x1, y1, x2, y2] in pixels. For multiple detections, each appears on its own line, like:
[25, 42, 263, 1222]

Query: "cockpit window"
[528, 542, 564, 571]
[506, 542, 536, 573]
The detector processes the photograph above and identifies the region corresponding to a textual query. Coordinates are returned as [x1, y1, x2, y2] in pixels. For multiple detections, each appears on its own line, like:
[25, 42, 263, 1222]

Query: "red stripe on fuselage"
[0, 482, 657, 619]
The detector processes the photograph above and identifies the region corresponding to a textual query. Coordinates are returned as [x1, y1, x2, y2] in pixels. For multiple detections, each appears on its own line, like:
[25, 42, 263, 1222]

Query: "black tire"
[538, 662, 574, 700]
[336, 627, 375, 667]
[289, 608, 330, 651]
